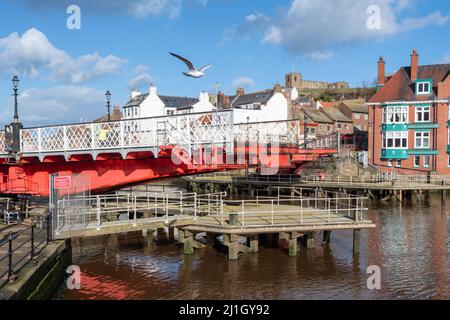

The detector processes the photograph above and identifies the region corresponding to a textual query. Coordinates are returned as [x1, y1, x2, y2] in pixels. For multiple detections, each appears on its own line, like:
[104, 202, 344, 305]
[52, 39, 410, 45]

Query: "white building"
[123, 85, 215, 119]
[225, 85, 289, 124]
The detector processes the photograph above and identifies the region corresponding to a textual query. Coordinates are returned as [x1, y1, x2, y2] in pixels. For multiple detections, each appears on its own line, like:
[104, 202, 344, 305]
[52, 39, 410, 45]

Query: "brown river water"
[56, 196, 449, 300]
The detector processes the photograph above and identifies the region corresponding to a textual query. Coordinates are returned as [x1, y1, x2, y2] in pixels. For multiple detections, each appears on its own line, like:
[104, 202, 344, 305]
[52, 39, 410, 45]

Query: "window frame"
[423, 155, 430, 168]
[416, 81, 431, 95]
[382, 106, 408, 124]
[415, 106, 431, 123]
[382, 131, 408, 149]
[414, 131, 430, 149]
[414, 155, 420, 167]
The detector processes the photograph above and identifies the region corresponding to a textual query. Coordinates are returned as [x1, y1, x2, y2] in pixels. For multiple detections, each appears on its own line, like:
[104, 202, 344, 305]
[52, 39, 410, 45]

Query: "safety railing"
[54, 190, 227, 235]
[0, 131, 6, 155]
[234, 119, 301, 145]
[185, 171, 304, 184]
[20, 111, 234, 155]
[52, 186, 370, 237]
[300, 173, 450, 186]
[0, 216, 50, 288]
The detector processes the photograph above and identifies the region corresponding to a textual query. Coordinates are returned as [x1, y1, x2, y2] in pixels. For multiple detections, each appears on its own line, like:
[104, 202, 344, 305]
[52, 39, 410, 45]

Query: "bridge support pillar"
[353, 229, 361, 254]
[322, 230, 332, 245]
[143, 229, 155, 249]
[247, 235, 258, 253]
[305, 232, 315, 250]
[168, 227, 176, 242]
[106, 234, 118, 253]
[288, 232, 300, 257]
[224, 234, 252, 260]
[179, 229, 205, 255]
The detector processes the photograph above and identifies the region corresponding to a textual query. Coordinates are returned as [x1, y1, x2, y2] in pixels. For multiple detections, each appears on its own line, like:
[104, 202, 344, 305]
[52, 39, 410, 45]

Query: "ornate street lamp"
[12, 76, 19, 123]
[105, 90, 112, 121]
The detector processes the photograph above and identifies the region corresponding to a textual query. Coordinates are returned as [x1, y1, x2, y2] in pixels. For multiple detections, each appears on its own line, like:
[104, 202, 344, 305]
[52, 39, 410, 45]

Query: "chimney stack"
[131, 89, 141, 99]
[410, 49, 419, 82]
[149, 83, 157, 96]
[377, 57, 385, 86]
[236, 87, 245, 96]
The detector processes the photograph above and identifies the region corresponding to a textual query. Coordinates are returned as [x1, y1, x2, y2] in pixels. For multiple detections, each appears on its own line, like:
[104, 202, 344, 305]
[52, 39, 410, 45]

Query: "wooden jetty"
[184, 172, 450, 203]
[51, 190, 374, 260]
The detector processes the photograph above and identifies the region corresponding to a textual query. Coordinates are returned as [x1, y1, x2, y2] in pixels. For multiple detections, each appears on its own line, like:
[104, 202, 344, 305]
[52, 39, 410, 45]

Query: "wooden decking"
[183, 203, 375, 235]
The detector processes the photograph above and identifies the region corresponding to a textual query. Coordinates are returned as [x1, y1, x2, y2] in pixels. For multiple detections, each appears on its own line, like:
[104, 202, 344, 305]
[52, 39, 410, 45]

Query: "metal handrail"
[0, 215, 50, 288]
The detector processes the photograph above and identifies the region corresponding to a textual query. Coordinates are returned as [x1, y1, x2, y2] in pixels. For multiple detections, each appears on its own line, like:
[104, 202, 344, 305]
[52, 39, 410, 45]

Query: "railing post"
[271, 200, 274, 225]
[165, 194, 169, 223]
[8, 232, 13, 281]
[96, 196, 101, 228]
[180, 191, 183, 214]
[241, 200, 245, 227]
[30, 223, 35, 261]
[300, 198, 303, 223]
[134, 196, 137, 225]
[220, 199, 224, 225]
[38, 128, 42, 153]
[328, 197, 331, 222]
[46, 214, 51, 244]
[63, 125, 68, 151]
[194, 193, 197, 220]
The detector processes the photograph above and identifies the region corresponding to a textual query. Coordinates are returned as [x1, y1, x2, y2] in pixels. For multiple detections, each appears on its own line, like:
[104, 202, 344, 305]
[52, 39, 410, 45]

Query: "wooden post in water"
[306, 232, 315, 249]
[248, 235, 258, 253]
[288, 232, 299, 257]
[353, 229, 361, 254]
[322, 230, 332, 245]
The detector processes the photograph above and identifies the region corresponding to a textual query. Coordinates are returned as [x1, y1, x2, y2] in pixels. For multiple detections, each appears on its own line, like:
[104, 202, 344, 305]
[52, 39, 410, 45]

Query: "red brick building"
[368, 50, 450, 173]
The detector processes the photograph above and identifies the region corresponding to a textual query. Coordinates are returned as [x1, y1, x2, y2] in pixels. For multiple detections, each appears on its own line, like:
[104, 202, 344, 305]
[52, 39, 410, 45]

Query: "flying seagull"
[169, 52, 213, 78]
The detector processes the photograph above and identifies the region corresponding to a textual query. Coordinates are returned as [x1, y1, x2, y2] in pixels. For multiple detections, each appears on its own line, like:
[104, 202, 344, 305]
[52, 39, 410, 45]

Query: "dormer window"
[415, 79, 432, 95]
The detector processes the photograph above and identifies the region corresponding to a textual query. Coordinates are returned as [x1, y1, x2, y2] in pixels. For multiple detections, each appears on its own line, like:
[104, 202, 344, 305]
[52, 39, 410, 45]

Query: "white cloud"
[129, 0, 182, 19]
[15, 0, 207, 19]
[128, 73, 153, 89]
[232, 77, 255, 89]
[307, 51, 337, 62]
[220, 12, 271, 46]
[2, 85, 106, 126]
[0, 28, 127, 84]
[258, 0, 448, 56]
[133, 65, 150, 74]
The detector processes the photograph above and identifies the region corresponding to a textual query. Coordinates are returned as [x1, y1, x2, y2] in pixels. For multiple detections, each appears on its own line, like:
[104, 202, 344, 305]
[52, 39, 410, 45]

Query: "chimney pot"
[236, 87, 245, 96]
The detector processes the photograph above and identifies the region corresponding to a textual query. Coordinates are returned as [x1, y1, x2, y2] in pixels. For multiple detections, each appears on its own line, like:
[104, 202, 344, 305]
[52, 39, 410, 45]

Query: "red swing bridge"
[0, 110, 338, 197]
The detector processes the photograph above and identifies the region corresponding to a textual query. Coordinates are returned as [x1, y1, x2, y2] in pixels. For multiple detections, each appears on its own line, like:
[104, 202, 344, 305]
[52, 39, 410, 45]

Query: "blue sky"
[0, 0, 449, 126]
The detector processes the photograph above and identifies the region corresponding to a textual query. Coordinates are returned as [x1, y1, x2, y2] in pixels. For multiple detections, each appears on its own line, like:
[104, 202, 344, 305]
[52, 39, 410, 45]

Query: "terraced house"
[368, 50, 450, 173]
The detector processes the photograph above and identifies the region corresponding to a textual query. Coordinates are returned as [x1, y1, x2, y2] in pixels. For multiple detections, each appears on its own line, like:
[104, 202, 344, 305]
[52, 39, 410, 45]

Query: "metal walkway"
[52, 188, 374, 239]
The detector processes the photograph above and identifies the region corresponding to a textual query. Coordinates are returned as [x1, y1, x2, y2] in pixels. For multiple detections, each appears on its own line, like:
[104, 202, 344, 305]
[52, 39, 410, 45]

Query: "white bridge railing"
[20, 111, 234, 156]
[0, 131, 6, 155]
[5, 112, 338, 158]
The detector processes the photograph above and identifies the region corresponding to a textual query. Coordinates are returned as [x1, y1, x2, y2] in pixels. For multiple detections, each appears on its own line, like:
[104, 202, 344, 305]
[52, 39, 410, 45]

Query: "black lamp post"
[12, 76, 19, 123]
[105, 90, 112, 121]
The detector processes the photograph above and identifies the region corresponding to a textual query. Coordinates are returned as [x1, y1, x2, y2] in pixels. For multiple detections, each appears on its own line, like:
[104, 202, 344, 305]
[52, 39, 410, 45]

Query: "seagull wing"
[199, 64, 214, 72]
[170, 52, 195, 71]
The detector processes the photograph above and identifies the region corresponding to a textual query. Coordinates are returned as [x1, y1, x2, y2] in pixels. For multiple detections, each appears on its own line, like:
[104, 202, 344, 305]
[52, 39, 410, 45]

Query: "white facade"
[123, 85, 215, 119]
[232, 92, 288, 124]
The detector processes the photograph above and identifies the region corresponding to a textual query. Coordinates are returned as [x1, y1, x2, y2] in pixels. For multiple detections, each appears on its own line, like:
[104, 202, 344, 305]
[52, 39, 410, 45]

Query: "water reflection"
[57, 196, 449, 300]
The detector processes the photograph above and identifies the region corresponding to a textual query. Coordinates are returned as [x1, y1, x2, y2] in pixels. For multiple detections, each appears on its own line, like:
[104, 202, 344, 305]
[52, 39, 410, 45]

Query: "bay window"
[382, 106, 408, 124]
[382, 131, 408, 149]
